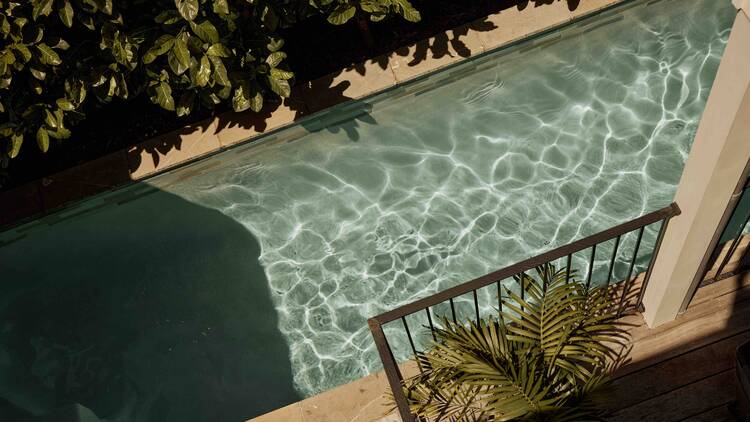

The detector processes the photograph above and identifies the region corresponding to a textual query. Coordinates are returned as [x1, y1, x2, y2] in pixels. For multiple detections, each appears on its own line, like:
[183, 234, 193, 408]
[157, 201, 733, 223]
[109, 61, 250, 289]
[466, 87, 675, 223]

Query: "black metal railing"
[368, 202, 681, 421]
[701, 176, 750, 284]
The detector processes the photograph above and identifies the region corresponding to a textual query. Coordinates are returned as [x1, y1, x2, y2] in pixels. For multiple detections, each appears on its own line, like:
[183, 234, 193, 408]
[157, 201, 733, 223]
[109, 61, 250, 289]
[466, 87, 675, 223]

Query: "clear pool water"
[0, 0, 735, 420]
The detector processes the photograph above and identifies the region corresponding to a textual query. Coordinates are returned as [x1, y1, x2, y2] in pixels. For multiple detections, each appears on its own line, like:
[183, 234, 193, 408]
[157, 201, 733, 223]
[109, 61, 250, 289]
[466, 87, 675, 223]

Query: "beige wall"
[641, 8, 750, 327]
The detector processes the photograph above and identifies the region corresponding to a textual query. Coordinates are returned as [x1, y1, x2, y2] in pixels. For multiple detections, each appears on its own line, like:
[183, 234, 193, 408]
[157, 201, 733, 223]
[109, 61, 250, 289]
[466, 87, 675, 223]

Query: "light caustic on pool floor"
[169, 0, 733, 397]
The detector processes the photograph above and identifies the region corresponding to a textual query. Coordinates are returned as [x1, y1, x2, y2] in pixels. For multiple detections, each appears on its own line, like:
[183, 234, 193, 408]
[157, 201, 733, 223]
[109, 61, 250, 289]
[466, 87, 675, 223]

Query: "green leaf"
[270, 68, 293, 80]
[0, 77, 11, 90]
[31, 27, 45, 44]
[195, 55, 211, 87]
[59, 0, 74, 27]
[44, 109, 59, 128]
[360, 1, 382, 14]
[267, 75, 290, 97]
[261, 5, 279, 31]
[0, 51, 15, 67]
[79, 14, 95, 30]
[65, 79, 87, 104]
[176, 91, 195, 116]
[48, 126, 71, 139]
[0, 15, 10, 35]
[14, 45, 32, 63]
[9, 132, 22, 158]
[36, 44, 62, 66]
[327, 5, 356, 25]
[190, 20, 219, 43]
[12, 16, 28, 32]
[213, 0, 229, 15]
[266, 38, 284, 53]
[49, 37, 70, 50]
[114, 73, 129, 98]
[168, 38, 190, 75]
[106, 76, 117, 97]
[36, 126, 49, 152]
[29, 78, 43, 94]
[266, 51, 286, 67]
[152, 82, 175, 111]
[111, 36, 135, 67]
[249, 90, 263, 113]
[231, 81, 252, 112]
[175, 0, 199, 21]
[30, 67, 46, 80]
[56, 98, 75, 111]
[206, 43, 231, 58]
[155, 10, 182, 25]
[396, 0, 421, 22]
[143, 35, 175, 64]
[209, 56, 229, 86]
[32, 0, 54, 20]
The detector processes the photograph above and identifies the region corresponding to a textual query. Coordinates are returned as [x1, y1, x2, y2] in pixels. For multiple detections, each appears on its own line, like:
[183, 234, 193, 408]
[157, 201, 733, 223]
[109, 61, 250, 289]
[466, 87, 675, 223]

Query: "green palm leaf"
[395, 263, 625, 421]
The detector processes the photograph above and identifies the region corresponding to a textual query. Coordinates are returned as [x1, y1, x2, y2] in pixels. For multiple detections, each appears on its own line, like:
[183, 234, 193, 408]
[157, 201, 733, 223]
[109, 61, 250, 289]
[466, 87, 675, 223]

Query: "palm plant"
[397, 263, 627, 421]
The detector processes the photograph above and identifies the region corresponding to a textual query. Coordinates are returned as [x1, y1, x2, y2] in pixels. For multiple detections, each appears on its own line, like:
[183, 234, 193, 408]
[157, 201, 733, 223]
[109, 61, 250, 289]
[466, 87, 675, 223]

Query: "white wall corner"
[734, 0, 750, 20]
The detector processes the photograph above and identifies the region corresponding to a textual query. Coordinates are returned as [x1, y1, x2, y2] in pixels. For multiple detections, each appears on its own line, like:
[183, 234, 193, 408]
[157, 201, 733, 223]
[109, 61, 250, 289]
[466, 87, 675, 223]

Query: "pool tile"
[389, 23, 484, 82]
[300, 55, 397, 113]
[217, 92, 307, 148]
[128, 118, 221, 179]
[40, 150, 130, 211]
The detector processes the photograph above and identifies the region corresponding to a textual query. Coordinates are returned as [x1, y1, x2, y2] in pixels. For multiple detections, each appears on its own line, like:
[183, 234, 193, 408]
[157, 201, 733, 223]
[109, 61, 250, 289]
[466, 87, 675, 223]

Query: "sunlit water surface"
[167, 0, 734, 396]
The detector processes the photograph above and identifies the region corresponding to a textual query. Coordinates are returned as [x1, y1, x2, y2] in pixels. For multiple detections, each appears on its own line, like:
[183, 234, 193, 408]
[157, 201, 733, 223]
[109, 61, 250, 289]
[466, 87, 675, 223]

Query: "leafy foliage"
[398, 264, 625, 421]
[0, 0, 421, 163]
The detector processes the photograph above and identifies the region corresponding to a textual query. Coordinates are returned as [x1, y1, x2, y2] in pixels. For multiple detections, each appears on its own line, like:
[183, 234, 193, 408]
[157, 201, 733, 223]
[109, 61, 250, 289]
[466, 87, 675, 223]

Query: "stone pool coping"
[0, 0, 625, 231]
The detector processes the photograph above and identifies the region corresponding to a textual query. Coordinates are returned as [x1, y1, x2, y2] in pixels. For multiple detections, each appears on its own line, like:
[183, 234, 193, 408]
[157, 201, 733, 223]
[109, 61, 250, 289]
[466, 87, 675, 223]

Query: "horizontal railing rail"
[368, 202, 681, 421]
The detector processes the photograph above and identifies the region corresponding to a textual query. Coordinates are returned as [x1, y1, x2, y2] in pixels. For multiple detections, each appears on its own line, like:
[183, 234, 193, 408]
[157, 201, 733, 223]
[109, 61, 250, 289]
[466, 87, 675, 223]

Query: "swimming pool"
[0, 0, 735, 420]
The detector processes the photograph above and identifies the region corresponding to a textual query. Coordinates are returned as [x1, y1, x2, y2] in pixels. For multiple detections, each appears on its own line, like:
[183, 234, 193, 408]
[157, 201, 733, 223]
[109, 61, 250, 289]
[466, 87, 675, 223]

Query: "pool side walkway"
[0, 0, 624, 230]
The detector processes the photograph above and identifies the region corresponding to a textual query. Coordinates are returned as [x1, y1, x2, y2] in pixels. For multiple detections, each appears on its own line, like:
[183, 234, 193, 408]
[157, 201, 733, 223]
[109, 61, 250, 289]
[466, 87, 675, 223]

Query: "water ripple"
[167, 0, 733, 397]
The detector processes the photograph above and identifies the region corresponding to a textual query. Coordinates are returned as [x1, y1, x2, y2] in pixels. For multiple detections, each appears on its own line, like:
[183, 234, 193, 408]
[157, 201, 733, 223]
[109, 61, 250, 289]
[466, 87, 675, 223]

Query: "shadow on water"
[0, 189, 300, 421]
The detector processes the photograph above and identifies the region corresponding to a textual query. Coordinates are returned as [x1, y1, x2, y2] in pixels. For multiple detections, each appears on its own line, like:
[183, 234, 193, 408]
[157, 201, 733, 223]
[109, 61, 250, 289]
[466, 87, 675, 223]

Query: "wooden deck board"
[618, 275, 750, 377]
[609, 369, 735, 421]
[609, 272, 750, 421]
[610, 330, 750, 411]
[682, 404, 737, 422]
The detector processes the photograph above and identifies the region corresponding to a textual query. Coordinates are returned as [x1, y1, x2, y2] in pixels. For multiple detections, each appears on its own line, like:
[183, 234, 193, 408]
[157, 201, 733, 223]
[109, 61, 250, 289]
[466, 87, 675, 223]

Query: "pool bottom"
[0, 191, 300, 421]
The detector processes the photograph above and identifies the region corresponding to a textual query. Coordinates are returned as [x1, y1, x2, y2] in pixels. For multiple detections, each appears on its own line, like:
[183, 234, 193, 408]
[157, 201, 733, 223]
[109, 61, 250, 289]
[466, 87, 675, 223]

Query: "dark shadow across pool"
[0, 190, 300, 421]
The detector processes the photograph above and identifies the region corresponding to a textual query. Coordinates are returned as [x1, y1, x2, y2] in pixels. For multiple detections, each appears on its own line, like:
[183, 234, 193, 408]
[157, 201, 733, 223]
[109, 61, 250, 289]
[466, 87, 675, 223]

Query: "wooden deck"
[608, 271, 750, 421]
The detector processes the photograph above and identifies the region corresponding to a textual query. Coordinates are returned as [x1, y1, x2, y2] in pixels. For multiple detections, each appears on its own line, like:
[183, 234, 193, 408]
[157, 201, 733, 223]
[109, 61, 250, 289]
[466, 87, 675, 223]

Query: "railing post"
[368, 318, 415, 422]
[640, 4, 750, 327]
[636, 217, 671, 310]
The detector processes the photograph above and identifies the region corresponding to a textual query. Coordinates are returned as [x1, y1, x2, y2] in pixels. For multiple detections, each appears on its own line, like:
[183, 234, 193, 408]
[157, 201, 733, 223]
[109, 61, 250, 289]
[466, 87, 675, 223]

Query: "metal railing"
[368, 202, 681, 421]
[701, 176, 750, 284]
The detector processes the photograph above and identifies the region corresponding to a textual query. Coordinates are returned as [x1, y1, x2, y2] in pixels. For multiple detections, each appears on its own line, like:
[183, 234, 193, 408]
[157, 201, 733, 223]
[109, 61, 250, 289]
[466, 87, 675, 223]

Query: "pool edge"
[0, 0, 628, 233]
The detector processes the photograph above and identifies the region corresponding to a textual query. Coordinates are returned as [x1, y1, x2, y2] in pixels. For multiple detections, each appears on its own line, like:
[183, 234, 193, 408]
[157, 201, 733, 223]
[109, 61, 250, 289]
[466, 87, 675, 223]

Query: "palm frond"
[394, 263, 626, 421]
